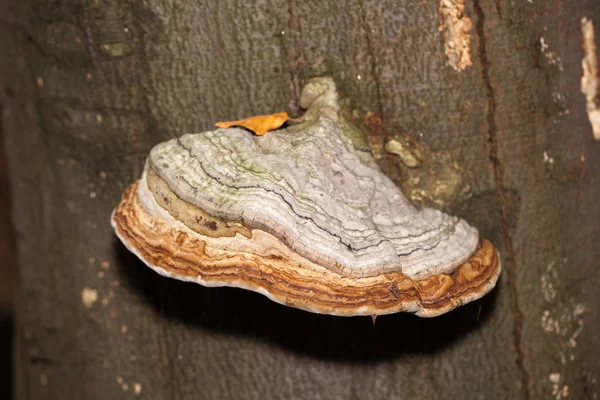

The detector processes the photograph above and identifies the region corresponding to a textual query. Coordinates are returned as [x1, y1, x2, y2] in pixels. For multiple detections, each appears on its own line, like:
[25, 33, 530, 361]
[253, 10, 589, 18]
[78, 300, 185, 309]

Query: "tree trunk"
[2, 0, 599, 399]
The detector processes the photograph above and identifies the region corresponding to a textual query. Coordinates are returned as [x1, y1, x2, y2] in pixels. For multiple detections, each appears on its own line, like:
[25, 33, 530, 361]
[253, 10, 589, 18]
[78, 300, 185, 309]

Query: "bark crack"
[358, 0, 384, 119]
[473, 1, 532, 399]
[284, 0, 301, 115]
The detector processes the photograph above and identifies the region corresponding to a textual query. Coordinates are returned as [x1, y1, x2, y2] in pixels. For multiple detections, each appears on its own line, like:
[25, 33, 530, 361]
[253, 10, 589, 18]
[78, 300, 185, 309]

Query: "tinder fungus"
[111, 77, 500, 317]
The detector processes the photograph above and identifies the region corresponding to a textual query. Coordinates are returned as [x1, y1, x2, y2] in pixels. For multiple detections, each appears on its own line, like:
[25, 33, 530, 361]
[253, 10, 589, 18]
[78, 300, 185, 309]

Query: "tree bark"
[1, 0, 599, 399]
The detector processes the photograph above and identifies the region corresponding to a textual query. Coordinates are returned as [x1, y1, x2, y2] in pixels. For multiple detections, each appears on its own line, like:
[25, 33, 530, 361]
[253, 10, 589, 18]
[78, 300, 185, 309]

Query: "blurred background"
[0, 109, 16, 398]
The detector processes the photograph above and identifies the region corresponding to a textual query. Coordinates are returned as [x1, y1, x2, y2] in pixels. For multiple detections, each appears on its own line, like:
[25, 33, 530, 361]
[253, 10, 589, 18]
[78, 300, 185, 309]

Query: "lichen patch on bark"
[439, 0, 473, 71]
[385, 134, 471, 209]
[581, 17, 600, 140]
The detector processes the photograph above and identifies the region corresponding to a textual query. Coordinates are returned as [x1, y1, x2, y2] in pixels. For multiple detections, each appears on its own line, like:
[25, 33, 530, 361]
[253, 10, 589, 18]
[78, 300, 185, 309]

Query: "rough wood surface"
[1, 0, 599, 399]
[0, 110, 16, 310]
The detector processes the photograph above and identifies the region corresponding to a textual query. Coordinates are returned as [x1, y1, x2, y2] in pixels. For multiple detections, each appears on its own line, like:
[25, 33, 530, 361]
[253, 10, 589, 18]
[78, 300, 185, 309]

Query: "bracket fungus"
[111, 77, 500, 317]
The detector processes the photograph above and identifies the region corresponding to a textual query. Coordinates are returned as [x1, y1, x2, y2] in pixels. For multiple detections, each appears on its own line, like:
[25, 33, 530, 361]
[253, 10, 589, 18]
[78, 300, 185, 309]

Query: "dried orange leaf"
[215, 111, 300, 136]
